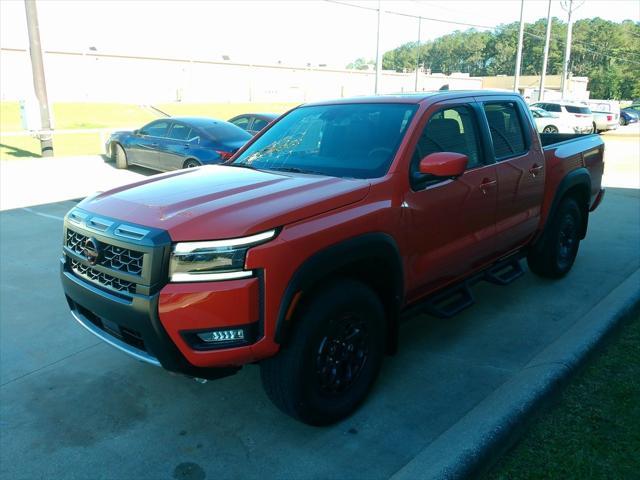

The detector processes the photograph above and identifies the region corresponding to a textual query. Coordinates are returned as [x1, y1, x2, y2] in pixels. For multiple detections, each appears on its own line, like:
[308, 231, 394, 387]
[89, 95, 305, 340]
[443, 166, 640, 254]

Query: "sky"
[1, 0, 638, 67]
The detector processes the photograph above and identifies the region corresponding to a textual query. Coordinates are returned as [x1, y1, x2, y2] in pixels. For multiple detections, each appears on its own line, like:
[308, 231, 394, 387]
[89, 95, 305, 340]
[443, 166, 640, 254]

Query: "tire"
[542, 125, 558, 134]
[260, 279, 385, 426]
[527, 197, 582, 278]
[184, 159, 201, 168]
[112, 143, 128, 169]
[619, 117, 628, 126]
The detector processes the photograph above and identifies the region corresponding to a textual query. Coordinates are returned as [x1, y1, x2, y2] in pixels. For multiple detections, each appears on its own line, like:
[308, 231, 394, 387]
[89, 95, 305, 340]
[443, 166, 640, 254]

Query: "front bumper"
[61, 261, 242, 379]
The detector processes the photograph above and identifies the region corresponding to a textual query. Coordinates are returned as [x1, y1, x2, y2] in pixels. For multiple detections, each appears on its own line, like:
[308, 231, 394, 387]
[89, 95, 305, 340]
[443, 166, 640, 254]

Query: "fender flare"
[274, 232, 404, 349]
[542, 167, 591, 242]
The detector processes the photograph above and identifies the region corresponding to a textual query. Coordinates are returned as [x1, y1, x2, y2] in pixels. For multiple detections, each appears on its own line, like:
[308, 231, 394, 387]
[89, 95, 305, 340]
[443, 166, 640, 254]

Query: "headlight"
[169, 229, 277, 282]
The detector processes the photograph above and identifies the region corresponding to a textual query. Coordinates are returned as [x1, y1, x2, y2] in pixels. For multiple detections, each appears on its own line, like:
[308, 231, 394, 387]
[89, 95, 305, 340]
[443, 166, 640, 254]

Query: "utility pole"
[560, 0, 584, 99]
[538, 0, 553, 101]
[24, 0, 53, 156]
[414, 17, 422, 92]
[374, 0, 382, 94]
[513, 0, 525, 93]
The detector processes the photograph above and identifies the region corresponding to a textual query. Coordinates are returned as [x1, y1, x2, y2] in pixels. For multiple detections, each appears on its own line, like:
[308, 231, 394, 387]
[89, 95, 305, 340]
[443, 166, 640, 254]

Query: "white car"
[530, 106, 575, 134]
[531, 101, 594, 133]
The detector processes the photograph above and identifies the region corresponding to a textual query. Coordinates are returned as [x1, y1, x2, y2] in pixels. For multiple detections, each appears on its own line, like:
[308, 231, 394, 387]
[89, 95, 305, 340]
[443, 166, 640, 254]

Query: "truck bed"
[539, 132, 597, 149]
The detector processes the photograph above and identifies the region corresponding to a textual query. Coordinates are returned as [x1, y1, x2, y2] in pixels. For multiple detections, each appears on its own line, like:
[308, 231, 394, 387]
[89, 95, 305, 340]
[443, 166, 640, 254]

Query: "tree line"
[360, 17, 639, 100]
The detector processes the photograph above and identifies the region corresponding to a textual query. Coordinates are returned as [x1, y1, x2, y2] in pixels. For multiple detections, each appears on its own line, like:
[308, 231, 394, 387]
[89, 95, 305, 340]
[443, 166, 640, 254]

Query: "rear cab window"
[483, 102, 529, 160]
[565, 105, 592, 115]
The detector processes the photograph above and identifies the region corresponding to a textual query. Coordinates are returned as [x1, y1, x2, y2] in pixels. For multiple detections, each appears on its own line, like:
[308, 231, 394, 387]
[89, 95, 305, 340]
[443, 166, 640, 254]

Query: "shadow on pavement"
[0, 143, 40, 158]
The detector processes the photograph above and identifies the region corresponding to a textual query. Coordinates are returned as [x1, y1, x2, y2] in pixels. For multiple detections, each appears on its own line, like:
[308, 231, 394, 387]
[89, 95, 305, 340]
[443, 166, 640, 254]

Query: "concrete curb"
[391, 269, 640, 480]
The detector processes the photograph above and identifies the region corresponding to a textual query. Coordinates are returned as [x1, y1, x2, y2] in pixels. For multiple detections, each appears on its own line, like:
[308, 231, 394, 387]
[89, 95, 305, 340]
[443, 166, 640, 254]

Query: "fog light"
[196, 329, 245, 343]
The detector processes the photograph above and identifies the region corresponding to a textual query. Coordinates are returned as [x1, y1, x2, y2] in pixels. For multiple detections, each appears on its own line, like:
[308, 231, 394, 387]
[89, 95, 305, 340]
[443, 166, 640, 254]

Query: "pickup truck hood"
[78, 165, 370, 241]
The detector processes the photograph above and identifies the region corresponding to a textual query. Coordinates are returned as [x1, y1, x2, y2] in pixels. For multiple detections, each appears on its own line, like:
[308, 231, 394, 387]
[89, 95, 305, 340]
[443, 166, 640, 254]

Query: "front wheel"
[184, 159, 201, 169]
[260, 279, 385, 426]
[542, 125, 558, 134]
[112, 143, 128, 169]
[527, 197, 582, 278]
[619, 117, 628, 126]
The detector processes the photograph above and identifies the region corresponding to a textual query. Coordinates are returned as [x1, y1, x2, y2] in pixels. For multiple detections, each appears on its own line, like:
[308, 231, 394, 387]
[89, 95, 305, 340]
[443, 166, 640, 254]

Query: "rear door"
[163, 122, 193, 170]
[479, 97, 545, 255]
[402, 99, 499, 299]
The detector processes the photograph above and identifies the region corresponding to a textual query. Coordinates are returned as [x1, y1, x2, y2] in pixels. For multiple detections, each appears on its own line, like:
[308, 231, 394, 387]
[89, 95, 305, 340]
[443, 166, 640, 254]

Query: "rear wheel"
[542, 125, 558, 134]
[620, 116, 628, 126]
[260, 279, 385, 426]
[527, 197, 582, 278]
[184, 159, 201, 169]
[112, 143, 128, 169]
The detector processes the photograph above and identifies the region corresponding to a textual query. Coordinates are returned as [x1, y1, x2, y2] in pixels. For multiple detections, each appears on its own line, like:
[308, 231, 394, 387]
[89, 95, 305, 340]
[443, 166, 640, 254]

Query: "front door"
[402, 100, 499, 301]
[130, 120, 171, 169]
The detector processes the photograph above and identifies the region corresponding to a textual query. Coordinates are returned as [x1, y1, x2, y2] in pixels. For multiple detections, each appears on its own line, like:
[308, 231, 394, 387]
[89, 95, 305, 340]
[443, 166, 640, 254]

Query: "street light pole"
[513, 0, 525, 93]
[24, 0, 53, 157]
[538, 0, 553, 101]
[414, 16, 421, 92]
[374, 0, 382, 94]
[560, 0, 583, 99]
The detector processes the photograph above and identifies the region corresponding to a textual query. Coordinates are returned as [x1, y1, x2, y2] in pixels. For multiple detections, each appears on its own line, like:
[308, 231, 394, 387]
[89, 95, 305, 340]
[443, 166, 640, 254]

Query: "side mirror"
[419, 152, 468, 178]
[134, 129, 142, 136]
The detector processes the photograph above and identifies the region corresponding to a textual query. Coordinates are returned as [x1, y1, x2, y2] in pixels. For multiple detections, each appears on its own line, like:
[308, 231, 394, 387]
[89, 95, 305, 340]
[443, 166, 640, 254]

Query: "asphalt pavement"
[0, 134, 638, 479]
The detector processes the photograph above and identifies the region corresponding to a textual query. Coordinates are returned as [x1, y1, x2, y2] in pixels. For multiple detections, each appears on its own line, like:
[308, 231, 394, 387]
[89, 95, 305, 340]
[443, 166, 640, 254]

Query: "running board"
[402, 255, 525, 321]
[484, 258, 524, 286]
[423, 283, 475, 319]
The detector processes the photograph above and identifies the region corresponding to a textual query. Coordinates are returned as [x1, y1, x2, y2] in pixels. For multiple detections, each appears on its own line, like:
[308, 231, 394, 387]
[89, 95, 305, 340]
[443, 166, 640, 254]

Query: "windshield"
[531, 107, 552, 118]
[231, 103, 418, 179]
[565, 105, 592, 114]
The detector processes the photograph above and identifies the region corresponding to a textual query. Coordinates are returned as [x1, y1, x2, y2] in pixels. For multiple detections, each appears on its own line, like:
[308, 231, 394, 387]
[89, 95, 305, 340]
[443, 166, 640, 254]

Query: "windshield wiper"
[267, 167, 326, 176]
[230, 163, 257, 170]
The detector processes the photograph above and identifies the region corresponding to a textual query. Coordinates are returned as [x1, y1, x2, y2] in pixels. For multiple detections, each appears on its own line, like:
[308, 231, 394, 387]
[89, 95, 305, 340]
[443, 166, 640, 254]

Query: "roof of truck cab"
[303, 90, 518, 107]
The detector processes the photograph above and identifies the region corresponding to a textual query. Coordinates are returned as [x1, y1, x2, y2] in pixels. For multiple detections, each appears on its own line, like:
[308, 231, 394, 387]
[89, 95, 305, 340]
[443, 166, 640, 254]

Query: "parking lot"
[0, 132, 638, 479]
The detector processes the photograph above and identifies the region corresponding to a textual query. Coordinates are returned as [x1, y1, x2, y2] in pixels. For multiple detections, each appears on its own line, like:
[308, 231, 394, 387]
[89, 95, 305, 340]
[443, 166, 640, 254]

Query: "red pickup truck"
[61, 91, 605, 425]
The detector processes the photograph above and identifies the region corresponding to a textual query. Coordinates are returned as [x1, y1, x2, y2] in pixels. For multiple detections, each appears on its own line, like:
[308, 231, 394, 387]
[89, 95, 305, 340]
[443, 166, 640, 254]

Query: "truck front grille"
[70, 259, 137, 294]
[66, 229, 144, 276]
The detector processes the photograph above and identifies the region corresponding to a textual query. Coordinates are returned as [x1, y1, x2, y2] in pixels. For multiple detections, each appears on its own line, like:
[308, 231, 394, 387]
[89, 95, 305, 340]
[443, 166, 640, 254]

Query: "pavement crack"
[1, 342, 101, 388]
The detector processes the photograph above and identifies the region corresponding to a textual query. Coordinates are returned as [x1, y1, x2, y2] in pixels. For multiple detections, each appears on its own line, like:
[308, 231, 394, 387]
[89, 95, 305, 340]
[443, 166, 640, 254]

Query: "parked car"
[62, 91, 604, 425]
[531, 101, 594, 133]
[228, 113, 279, 135]
[106, 117, 251, 171]
[619, 108, 639, 126]
[529, 106, 575, 133]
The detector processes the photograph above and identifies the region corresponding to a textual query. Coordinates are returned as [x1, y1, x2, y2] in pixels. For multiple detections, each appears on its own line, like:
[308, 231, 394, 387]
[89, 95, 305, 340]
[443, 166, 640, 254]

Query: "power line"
[326, 0, 640, 66]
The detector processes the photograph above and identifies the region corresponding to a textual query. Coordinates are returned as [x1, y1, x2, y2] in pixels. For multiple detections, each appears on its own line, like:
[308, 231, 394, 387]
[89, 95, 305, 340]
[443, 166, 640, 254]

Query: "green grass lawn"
[0, 101, 297, 158]
[484, 314, 640, 479]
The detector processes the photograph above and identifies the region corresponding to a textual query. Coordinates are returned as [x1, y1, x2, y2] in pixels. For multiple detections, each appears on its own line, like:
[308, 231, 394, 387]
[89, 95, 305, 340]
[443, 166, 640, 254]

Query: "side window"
[484, 102, 527, 159]
[167, 123, 192, 141]
[411, 105, 483, 181]
[547, 103, 561, 113]
[142, 120, 170, 137]
[231, 117, 250, 130]
[252, 118, 269, 131]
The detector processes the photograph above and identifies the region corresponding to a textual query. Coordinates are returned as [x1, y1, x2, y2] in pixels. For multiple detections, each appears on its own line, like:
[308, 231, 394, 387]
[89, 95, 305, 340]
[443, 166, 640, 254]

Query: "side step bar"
[404, 255, 525, 320]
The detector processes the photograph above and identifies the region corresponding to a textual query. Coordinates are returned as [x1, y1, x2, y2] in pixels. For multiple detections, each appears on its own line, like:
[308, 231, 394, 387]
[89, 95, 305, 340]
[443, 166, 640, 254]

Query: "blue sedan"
[106, 117, 252, 171]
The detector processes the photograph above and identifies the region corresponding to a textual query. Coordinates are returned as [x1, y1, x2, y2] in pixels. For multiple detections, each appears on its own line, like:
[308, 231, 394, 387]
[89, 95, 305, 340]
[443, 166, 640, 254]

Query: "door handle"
[529, 164, 544, 177]
[480, 178, 497, 194]
[150, 143, 158, 147]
